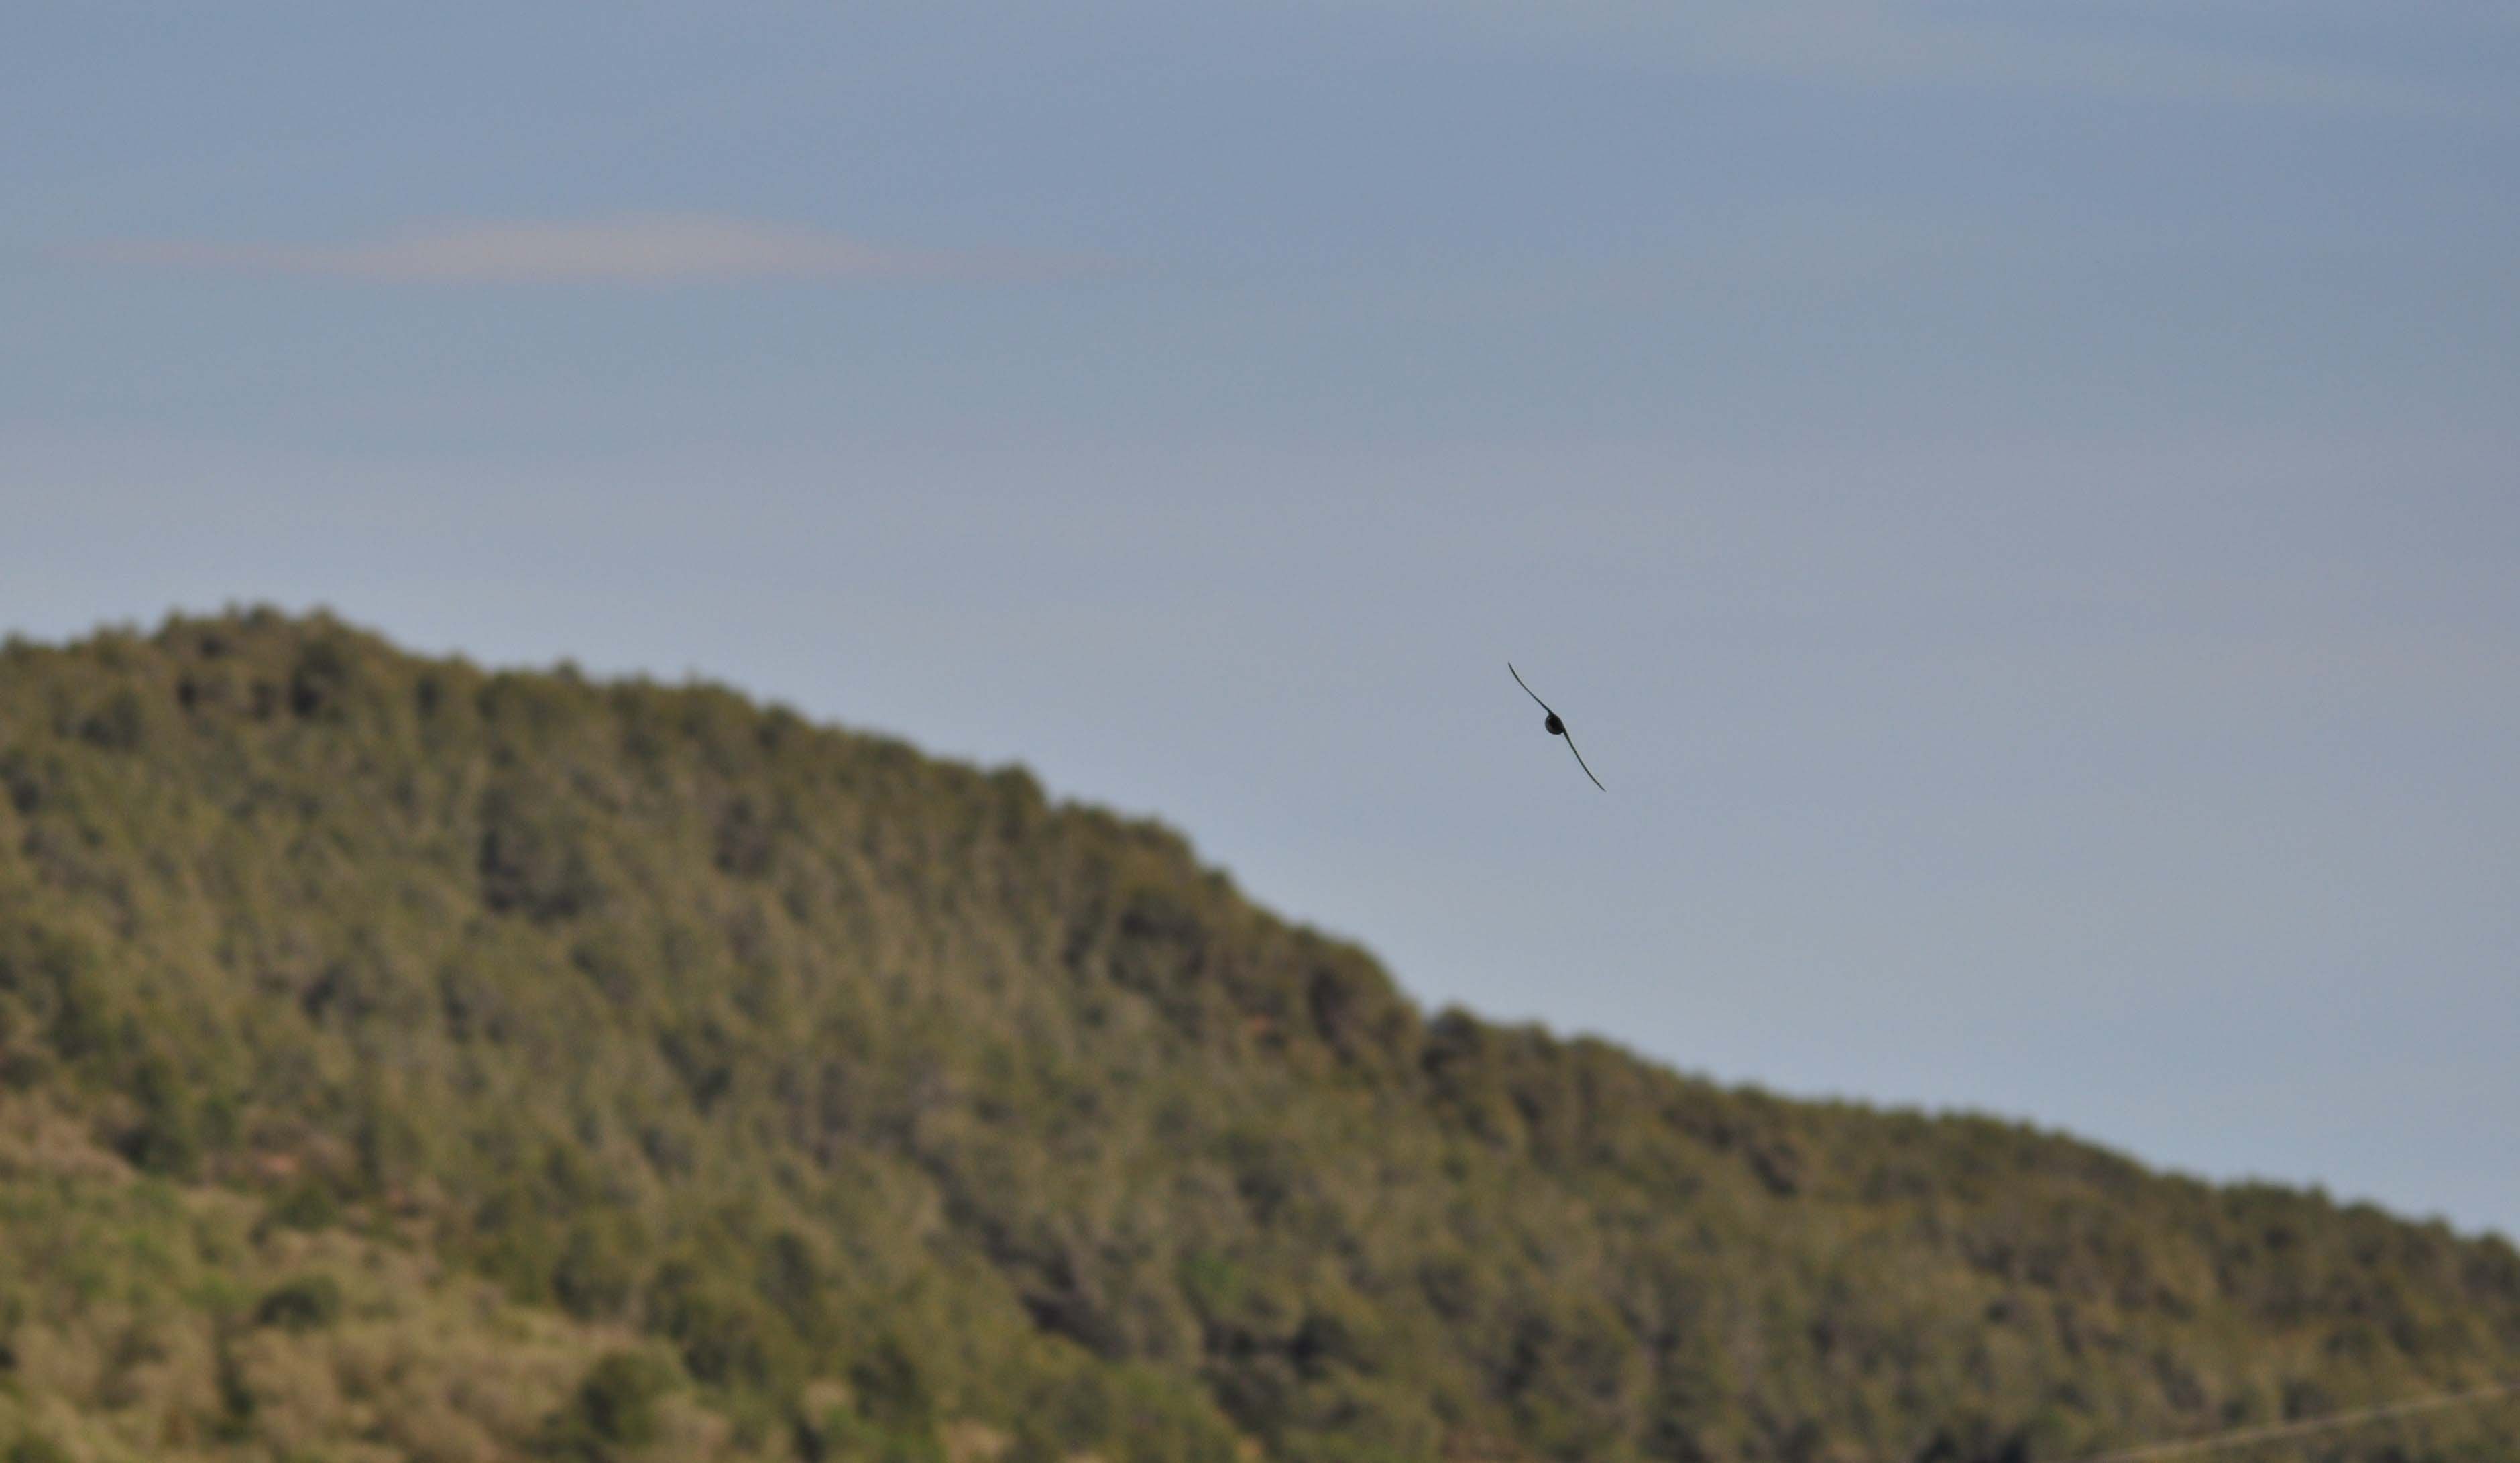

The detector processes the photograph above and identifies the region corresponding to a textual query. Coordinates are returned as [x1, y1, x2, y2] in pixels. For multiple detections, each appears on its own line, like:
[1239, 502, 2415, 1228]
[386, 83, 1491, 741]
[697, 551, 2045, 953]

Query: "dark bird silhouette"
[1509, 663, 1603, 790]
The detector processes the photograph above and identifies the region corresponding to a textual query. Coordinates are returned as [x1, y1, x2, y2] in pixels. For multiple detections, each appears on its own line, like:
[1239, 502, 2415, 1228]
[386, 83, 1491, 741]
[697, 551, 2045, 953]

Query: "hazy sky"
[7, 3, 2516, 1236]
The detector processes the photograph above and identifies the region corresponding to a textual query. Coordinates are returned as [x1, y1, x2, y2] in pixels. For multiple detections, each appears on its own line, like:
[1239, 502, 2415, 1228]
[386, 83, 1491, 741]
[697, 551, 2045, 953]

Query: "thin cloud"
[80, 215, 1096, 284]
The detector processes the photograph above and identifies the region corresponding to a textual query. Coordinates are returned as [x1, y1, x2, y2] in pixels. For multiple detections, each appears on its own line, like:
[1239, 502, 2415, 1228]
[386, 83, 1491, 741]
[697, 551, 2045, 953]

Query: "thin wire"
[2063, 1378, 2520, 1462]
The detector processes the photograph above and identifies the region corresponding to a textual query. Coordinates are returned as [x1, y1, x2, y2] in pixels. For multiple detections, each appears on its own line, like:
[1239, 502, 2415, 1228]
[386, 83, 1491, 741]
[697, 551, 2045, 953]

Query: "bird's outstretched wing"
[1508, 661, 1556, 717]
[1560, 730, 1605, 791]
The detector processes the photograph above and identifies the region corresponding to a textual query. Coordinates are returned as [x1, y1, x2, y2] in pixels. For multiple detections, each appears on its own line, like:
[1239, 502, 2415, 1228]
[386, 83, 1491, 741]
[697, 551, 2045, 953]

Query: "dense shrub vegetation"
[1, 610, 2515, 1462]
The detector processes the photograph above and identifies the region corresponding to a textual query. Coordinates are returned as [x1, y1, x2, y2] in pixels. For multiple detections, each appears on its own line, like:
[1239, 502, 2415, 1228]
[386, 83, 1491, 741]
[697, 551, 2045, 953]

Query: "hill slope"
[1, 611, 2513, 1463]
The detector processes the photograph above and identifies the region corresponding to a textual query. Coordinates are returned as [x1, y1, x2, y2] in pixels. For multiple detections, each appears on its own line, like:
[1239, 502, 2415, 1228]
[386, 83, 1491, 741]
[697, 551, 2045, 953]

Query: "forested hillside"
[1, 611, 2514, 1463]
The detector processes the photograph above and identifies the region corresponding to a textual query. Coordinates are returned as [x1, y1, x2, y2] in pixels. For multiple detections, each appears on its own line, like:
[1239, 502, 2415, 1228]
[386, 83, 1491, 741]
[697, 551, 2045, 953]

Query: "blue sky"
[7, 2, 2517, 1234]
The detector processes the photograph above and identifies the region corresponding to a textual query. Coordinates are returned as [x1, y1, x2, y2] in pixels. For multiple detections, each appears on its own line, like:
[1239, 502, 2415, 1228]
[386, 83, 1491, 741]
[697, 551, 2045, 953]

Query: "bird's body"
[1509, 663, 1603, 790]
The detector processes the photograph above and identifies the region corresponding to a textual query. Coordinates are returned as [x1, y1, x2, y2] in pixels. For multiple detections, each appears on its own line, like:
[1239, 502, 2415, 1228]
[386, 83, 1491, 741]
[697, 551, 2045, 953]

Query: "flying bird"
[1509, 663, 1604, 791]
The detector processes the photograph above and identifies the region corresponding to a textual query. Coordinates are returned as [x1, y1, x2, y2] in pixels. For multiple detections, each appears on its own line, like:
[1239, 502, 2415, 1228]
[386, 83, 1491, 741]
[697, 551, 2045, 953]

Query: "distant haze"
[6, 3, 2515, 1235]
